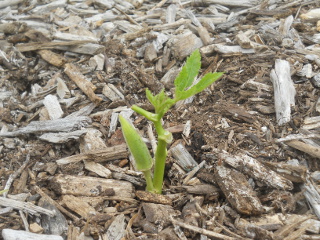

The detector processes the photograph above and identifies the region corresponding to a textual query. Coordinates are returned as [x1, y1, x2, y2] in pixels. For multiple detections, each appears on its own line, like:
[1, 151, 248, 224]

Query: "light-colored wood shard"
[61, 195, 96, 219]
[2, 229, 63, 240]
[201, 43, 255, 55]
[0, 116, 92, 137]
[53, 31, 100, 43]
[181, 0, 260, 7]
[0, 196, 55, 217]
[105, 214, 126, 240]
[56, 144, 127, 165]
[51, 174, 135, 198]
[94, 0, 115, 9]
[80, 128, 107, 152]
[89, 53, 105, 70]
[17, 41, 104, 55]
[102, 83, 124, 101]
[84, 160, 112, 178]
[31, 0, 67, 14]
[197, 26, 212, 46]
[108, 112, 119, 137]
[43, 94, 64, 120]
[285, 140, 320, 159]
[166, 4, 177, 24]
[39, 129, 88, 143]
[303, 116, 320, 130]
[270, 59, 295, 125]
[56, 77, 71, 99]
[170, 32, 203, 60]
[300, 8, 320, 21]
[170, 143, 198, 171]
[302, 179, 320, 219]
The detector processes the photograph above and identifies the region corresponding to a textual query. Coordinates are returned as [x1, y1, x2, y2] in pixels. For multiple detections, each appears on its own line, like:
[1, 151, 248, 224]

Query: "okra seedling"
[120, 49, 223, 194]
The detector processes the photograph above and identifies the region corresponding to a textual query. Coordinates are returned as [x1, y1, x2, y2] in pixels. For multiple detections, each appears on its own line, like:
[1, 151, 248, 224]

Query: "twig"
[0, 196, 55, 217]
[215, 220, 245, 239]
[126, 208, 141, 240]
[285, 140, 320, 159]
[3, 154, 30, 198]
[114, 6, 141, 26]
[150, 0, 168, 11]
[183, 160, 206, 184]
[170, 216, 238, 240]
[19, 210, 29, 231]
[276, 133, 320, 143]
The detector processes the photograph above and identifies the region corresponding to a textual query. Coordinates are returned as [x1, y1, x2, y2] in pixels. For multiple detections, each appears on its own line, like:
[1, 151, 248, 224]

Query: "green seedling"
[120, 49, 223, 194]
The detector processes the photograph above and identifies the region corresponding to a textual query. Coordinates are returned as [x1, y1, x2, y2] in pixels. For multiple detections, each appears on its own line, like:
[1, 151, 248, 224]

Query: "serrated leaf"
[174, 49, 201, 92]
[175, 72, 224, 101]
[146, 88, 156, 107]
[119, 115, 153, 172]
[145, 88, 175, 118]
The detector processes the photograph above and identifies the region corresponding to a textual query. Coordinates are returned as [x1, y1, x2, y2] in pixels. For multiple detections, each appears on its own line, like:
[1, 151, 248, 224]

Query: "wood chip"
[64, 63, 102, 104]
[50, 174, 135, 198]
[215, 165, 264, 215]
[270, 59, 295, 125]
[56, 143, 127, 165]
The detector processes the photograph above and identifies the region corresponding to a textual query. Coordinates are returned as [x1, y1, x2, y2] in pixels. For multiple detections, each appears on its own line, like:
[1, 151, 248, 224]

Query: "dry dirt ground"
[1, 0, 320, 240]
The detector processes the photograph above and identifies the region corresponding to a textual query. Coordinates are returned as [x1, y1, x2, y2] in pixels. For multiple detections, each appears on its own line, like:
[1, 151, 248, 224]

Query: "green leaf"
[174, 49, 201, 93]
[146, 88, 175, 118]
[119, 115, 153, 172]
[175, 72, 224, 101]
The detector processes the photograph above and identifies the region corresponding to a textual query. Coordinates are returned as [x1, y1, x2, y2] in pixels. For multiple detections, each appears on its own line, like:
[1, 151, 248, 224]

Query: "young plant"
[120, 49, 223, 194]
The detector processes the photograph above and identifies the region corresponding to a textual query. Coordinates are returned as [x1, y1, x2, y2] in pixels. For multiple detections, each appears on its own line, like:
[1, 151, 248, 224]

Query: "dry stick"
[276, 133, 320, 143]
[286, 140, 320, 158]
[28, 169, 81, 223]
[170, 216, 238, 240]
[17, 40, 92, 52]
[183, 160, 206, 184]
[126, 208, 141, 240]
[114, 6, 140, 26]
[150, 0, 168, 11]
[214, 221, 245, 239]
[64, 63, 102, 105]
[19, 210, 29, 231]
[3, 154, 30, 198]
[0, 197, 55, 217]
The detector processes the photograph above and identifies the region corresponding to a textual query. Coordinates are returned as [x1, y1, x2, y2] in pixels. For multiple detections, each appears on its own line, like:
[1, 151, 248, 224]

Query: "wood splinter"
[64, 63, 102, 105]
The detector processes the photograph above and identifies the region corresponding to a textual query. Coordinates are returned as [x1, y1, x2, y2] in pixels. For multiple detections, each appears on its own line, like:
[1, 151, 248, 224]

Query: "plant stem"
[132, 105, 159, 122]
[143, 170, 155, 192]
[153, 139, 167, 193]
[152, 121, 167, 194]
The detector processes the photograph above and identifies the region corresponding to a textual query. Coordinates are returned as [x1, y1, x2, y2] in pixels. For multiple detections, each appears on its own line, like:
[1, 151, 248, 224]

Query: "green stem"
[153, 139, 167, 194]
[152, 121, 167, 194]
[132, 105, 159, 122]
[143, 170, 155, 192]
